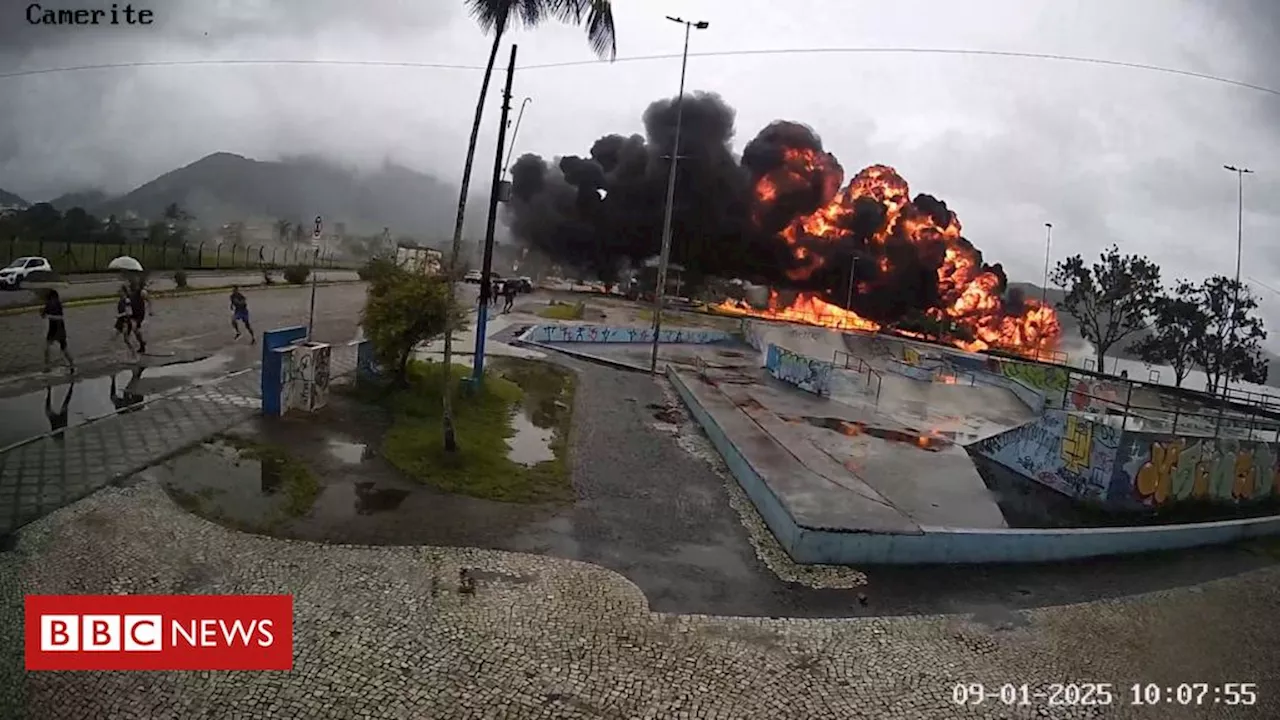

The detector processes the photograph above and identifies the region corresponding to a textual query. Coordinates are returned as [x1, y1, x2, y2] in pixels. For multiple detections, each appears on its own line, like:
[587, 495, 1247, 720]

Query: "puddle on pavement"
[310, 480, 410, 518]
[0, 354, 233, 450]
[326, 438, 370, 465]
[796, 416, 954, 452]
[163, 441, 297, 529]
[507, 407, 555, 466]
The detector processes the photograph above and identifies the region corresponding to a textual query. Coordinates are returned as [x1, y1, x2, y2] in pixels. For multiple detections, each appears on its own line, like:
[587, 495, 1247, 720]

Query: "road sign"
[312, 215, 322, 248]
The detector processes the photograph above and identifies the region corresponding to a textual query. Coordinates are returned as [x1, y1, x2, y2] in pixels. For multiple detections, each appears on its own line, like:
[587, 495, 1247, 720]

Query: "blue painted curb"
[666, 368, 1280, 565]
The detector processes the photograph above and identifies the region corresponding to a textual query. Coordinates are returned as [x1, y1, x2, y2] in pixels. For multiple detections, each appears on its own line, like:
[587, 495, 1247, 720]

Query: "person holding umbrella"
[107, 255, 149, 355]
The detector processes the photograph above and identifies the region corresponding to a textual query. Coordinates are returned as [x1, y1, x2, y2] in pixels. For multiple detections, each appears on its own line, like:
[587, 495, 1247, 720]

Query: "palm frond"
[465, 0, 515, 34]
[465, 0, 616, 58]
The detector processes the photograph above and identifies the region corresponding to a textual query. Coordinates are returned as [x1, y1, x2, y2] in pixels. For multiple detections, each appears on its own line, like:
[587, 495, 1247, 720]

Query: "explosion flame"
[503, 93, 1061, 358]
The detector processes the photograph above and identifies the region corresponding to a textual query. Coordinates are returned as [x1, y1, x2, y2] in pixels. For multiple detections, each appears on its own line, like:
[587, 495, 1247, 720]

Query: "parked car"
[462, 270, 483, 283]
[0, 256, 53, 290]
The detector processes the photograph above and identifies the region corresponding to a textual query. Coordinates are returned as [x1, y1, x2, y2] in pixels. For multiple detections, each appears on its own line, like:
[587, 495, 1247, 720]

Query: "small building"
[395, 243, 443, 274]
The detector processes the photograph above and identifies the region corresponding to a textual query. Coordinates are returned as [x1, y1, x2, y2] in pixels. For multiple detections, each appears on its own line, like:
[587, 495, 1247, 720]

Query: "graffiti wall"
[279, 342, 332, 414]
[765, 343, 833, 396]
[1110, 433, 1280, 509]
[995, 359, 1069, 409]
[529, 324, 731, 344]
[974, 410, 1121, 503]
[1066, 377, 1129, 413]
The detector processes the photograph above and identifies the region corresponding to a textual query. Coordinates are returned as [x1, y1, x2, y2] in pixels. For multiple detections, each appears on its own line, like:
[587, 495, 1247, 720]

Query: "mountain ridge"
[80, 151, 472, 239]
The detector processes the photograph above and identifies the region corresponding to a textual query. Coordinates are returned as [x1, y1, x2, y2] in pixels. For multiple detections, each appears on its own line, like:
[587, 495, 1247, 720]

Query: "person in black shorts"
[502, 279, 517, 313]
[40, 289, 74, 373]
[126, 280, 149, 354]
[114, 286, 136, 356]
[230, 285, 255, 343]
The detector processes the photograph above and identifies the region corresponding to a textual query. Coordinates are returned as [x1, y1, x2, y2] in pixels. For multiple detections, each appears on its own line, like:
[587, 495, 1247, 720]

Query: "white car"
[0, 256, 52, 290]
[462, 270, 483, 284]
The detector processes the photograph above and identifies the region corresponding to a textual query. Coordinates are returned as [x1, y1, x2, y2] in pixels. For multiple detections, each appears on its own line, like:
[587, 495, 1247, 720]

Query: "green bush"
[361, 264, 467, 384]
[172, 269, 188, 288]
[357, 256, 397, 282]
[283, 264, 310, 284]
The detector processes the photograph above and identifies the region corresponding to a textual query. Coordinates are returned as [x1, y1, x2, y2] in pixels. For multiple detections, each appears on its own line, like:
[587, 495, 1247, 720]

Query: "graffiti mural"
[997, 360, 1068, 409]
[975, 410, 1120, 502]
[765, 343, 833, 396]
[279, 342, 332, 414]
[1067, 377, 1128, 413]
[1113, 434, 1280, 508]
[531, 324, 731, 344]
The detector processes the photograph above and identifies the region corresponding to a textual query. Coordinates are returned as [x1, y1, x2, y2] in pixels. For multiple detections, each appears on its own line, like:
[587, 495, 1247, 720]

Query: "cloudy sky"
[2, 0, 1279, 313]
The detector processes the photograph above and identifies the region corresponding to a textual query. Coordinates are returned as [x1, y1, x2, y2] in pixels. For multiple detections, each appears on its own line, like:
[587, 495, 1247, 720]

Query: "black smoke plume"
[504, 92, 1025, 332]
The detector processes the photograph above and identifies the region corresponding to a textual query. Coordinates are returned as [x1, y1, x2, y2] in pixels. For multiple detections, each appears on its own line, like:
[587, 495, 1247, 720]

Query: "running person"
[40, 289, 74, 373]
[126, 281, 150, 354]
[230, 285, 255, 343]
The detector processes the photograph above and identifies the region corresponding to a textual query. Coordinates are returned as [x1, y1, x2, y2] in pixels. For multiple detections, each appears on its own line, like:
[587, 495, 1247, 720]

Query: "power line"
[0, 46, 1276, 97]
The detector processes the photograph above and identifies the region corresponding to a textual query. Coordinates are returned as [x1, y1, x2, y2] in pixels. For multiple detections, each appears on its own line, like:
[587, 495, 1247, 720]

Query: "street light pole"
[649, 15, 709, 375]
[502, 97, 533, 181]
[844, 255, 857, 310]
[1216, 164, 1253, 396]
[1040, 222, 1052, 308]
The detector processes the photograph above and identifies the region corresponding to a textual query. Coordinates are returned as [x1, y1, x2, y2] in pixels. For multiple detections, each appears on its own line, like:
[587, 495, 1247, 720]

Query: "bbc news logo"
[25, 594, 293, 671]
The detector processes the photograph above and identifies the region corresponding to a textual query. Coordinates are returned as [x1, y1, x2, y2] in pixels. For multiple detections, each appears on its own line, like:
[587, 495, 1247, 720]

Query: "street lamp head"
[1045, 222, 1052, 228]
[1225, 164, 1237, 172]
[694, 21, 710, 29]
[665, 15, 682, 23]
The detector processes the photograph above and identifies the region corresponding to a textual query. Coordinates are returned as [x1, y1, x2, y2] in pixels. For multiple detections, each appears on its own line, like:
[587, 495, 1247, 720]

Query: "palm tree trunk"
[440, 27, 505, 451]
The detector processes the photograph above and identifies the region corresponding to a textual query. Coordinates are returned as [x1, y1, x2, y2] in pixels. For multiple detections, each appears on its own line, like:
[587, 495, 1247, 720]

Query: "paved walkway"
[0, 344, 358, 537]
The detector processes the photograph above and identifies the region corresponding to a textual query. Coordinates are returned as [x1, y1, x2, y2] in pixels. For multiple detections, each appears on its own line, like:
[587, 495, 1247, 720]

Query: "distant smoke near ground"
[504, 92, 1060, 353]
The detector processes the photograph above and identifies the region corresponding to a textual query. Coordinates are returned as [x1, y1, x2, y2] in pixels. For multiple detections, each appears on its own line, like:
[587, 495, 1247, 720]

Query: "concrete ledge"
[667, 368, 1280, 565]
[517, 337, 653, 373]
[522, 324, 731, 344]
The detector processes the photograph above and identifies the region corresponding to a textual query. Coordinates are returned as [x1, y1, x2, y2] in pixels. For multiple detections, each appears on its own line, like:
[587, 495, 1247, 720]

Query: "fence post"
[196, 242, 204, 268]
[215, 243, 223, 269]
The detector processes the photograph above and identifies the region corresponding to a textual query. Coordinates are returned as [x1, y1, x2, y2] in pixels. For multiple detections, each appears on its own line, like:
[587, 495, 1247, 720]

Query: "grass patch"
[538, 301, 585, 320]
[354, 357, 576, 503]
[216, 434, 321, 517]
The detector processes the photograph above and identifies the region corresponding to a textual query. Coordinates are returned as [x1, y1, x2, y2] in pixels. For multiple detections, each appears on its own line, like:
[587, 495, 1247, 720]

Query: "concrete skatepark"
[519, 312, 1280, 565]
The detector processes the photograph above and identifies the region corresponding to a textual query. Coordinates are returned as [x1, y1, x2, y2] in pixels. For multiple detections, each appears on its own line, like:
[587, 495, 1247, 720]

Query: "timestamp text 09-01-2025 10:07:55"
[952, 683, 1259, 708]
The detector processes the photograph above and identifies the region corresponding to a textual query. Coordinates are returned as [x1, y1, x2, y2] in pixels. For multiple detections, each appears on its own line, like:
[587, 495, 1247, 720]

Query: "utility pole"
[472, 44, 518, 383]
[1040, 222, 1052, 308]
[649, 15, 709, 375]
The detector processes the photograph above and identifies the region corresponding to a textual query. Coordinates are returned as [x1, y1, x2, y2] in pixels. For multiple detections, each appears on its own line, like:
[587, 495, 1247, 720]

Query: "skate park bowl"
[660, 318, 1280, 565]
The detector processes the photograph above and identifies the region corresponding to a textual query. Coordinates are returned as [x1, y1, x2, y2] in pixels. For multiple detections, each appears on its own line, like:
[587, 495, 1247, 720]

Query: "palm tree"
[439, 0, 617, 451]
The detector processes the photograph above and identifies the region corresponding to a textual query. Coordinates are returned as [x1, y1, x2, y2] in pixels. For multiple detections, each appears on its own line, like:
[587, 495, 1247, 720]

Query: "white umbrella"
[107, 256, 144, 272]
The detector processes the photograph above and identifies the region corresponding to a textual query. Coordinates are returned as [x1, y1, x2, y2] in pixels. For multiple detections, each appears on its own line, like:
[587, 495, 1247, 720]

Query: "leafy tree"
[439, 0, 617, 449]
[362, 265, 468, 386]
[1050, 244, 1162, 371]
[276, 219, 292, 245]
[1186, 275, 1268, 394]
[1128, 281, 1205, 388]
[62, 207, 96, 244]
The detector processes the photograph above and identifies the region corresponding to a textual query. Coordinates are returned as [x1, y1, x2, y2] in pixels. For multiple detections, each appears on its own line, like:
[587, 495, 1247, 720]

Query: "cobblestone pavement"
[0, 281, 369, 379]
[0, 478, 1277, 719]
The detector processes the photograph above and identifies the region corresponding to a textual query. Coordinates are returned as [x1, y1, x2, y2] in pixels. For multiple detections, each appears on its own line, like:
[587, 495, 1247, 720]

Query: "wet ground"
[151, 353, 1280, 619]
[0, 352, 248, 450]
